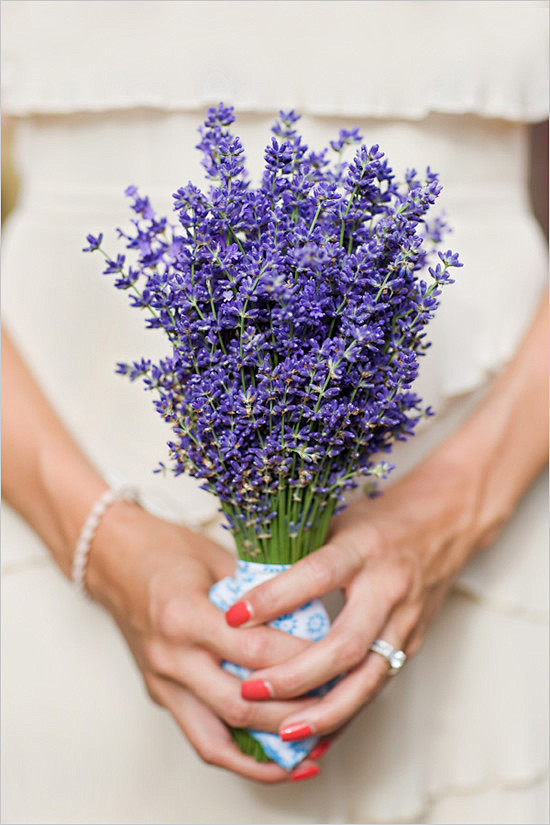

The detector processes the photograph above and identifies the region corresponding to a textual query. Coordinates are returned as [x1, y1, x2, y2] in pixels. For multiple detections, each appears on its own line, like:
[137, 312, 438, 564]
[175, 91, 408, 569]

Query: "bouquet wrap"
[209, 559, 332, 770]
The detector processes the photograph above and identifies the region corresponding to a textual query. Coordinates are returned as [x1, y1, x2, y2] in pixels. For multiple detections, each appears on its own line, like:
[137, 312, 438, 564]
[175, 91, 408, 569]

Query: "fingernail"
[241, 679, 273, 700]
[309, 739, 332, 760]
[290, 763, 320, 782]
[226, 600, 252, 627]
[280, 722, 313, 742]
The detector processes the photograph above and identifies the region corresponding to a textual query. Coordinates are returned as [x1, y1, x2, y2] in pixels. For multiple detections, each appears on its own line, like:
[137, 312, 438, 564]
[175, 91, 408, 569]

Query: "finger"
[200, 600, 313, 668]
[225, 542, 364, 628]
[288, 759, 321, 782]
[240, 568, 389, 699]
[152, 589, 312, 668]
[309, 737, 334, 761]
[157, 646, 319, 733]
[152, 677, 291, 783]
[278, 653, 390, 739]
[276, 613, 413, 739]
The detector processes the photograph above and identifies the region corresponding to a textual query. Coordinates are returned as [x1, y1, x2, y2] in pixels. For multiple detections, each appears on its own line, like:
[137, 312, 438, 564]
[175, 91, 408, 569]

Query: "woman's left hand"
[224, 452, 493, 741]
[226, 291, 548, 742]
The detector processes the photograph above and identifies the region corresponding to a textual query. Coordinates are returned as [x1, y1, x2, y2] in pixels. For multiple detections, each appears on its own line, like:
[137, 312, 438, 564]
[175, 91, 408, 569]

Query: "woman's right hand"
[1, 328, 321, 782]
[86, 500, 320, 782]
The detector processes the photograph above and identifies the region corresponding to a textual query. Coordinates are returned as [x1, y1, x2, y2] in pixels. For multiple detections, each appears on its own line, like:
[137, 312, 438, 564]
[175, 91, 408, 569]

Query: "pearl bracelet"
[72, 484, 140, 598]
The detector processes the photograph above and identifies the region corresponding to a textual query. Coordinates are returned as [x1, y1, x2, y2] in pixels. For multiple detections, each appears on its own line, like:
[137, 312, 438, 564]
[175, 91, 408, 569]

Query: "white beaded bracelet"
[72, 484, 140, 598]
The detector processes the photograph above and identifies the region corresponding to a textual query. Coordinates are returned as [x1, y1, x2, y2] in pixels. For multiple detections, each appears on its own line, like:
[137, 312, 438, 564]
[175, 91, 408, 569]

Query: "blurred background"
[1, 121, 20, 224]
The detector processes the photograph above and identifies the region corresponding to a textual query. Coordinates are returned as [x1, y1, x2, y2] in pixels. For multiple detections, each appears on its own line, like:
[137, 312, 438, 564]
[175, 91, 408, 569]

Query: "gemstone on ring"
[369, 639, 407, 673]
[388, 649, 406, 670]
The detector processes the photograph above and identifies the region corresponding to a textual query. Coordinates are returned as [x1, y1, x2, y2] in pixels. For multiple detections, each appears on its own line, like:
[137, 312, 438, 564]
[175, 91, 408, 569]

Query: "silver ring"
[369, 639, 407, 674]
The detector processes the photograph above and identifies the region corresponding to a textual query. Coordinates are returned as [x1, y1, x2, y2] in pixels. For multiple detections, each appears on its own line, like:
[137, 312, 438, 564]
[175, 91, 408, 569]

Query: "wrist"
[84, 499, 155, 612]
[435, 436, 512, 552]
[390, 452, 481, 571]
[72, 485, 140, 599]
[436, 295, 548, 550]
[333, 453, 485, 582]
[84, 502, 204, 616]
[37, 440, 109, 579]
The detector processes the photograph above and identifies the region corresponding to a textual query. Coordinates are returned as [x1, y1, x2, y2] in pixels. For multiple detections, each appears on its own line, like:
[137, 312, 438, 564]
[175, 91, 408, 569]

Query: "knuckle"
[276, 671, 300, 697]
[380, 563, 415, 611]
[360, 524, 387, 560]
[381, 585, 400, 613]
[392, 559, 416, 601]
[362, 669, 383, 699]
[304, 552, 337, 592]
[197, 741, 221, 767]
[337, 632, 367, 670]
[253, 582, 280, 617]
[406, 635, 422, 658]
[239, 631, 266, 667]
[142, 640, 170, 676]
[224, 697, 254, 729]
[144, 675, 164, 706]
[154, 597, 187, 641]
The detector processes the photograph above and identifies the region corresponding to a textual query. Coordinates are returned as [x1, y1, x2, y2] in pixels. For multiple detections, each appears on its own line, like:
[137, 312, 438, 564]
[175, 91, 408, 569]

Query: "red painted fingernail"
[309, 739, 332, 760]
[280, 722, 313, 742]
[290, 763, 320, 782]
[241, 680, 273, 700]
[225, 600, 252, 627]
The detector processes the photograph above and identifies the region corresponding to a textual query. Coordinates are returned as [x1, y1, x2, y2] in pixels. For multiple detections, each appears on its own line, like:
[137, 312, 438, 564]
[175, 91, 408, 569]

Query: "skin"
[235, 291, 548, 742]
[2, 120, 547, 783]
[1, 327, 318, 783]
[3, 289, 547, 782]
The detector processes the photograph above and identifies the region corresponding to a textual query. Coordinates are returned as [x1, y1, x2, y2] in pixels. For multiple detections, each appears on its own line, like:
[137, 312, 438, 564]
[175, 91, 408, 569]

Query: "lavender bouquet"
[85, 104, 460, 766]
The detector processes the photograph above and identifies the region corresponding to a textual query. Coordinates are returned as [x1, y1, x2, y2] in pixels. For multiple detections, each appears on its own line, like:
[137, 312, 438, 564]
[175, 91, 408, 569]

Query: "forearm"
[1, 328, 317, 782]
[232, 294, 549, 740]
[433, 290, 548, 551]
[331, 292, 548, 583]
[1, 326, 108, 577]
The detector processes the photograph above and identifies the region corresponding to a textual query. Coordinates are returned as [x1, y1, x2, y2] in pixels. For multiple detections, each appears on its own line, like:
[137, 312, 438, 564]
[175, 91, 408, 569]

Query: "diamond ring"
[369, 639, 407, 674]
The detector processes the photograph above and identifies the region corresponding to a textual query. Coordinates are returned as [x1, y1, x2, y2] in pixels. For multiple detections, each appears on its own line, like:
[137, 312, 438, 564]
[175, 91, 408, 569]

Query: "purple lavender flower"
[82, 233, 103, 252]
[85, 104, 462, 565]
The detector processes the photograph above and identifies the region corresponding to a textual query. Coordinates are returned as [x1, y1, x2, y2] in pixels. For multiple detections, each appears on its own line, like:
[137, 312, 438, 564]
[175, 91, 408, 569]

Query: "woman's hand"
[225, 457, 478, 741]
[1, 327, 320, 782]
[228, 293, 549, 743]
[86, 503, 322, 782]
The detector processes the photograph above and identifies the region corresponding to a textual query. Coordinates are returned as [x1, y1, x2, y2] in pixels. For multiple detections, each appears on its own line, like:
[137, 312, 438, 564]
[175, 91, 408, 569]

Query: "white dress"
[1, 2, 548, 823]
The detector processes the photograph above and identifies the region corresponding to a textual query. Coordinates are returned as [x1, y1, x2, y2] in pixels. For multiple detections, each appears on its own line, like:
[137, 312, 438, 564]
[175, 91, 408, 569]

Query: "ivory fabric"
[1, 2, 548, 823]
[1, 0, 548, 121]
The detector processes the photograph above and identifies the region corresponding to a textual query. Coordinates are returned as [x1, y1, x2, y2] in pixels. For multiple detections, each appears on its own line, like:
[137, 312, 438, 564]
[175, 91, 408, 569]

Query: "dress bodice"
[2, 0, 548, 121]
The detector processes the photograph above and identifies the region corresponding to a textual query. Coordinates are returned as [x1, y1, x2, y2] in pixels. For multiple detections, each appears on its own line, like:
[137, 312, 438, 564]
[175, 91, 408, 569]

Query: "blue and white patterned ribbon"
[209, 559, 332, 771]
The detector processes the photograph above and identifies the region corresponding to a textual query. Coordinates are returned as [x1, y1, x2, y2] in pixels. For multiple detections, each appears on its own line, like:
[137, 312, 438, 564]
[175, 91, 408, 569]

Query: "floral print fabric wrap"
[209, 559, 331, 770]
